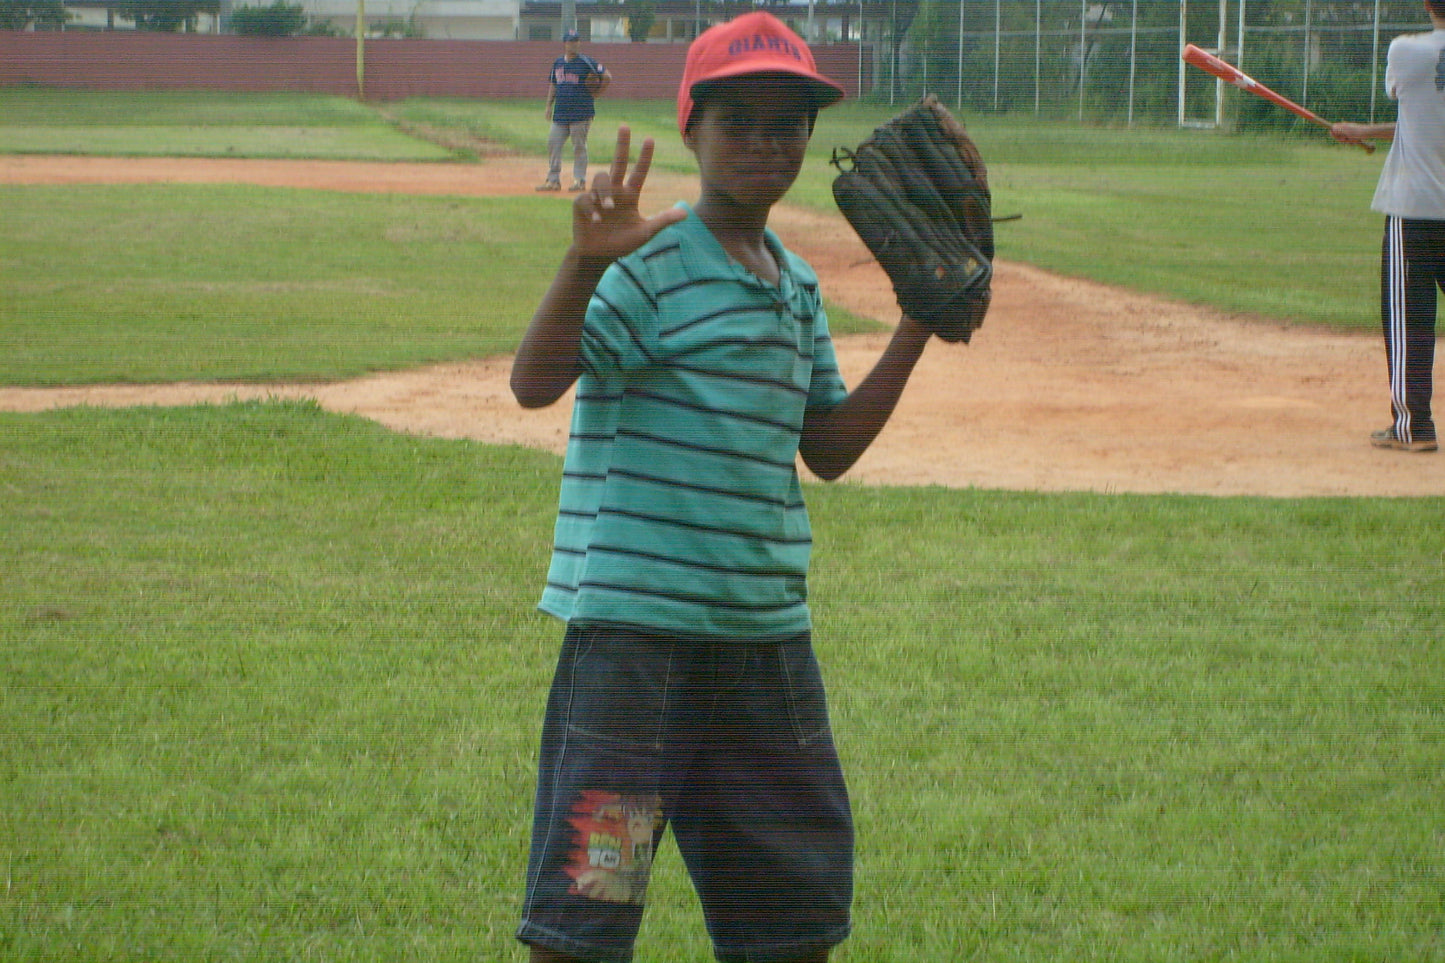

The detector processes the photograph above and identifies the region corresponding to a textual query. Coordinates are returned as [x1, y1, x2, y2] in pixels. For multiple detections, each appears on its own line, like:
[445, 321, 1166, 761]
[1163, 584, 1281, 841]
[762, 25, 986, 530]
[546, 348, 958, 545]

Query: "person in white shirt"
[1332, 0, 1445, 452]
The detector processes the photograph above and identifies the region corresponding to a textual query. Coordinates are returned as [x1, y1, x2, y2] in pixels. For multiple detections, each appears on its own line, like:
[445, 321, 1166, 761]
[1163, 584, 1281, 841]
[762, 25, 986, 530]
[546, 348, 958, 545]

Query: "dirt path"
[4, 152, 1442, 497]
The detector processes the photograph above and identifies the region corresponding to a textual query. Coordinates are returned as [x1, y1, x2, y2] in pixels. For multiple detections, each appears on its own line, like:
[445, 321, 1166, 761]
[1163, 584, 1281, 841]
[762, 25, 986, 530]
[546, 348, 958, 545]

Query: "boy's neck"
[694, 197, 779, 283]
[694, 195, 771, 246]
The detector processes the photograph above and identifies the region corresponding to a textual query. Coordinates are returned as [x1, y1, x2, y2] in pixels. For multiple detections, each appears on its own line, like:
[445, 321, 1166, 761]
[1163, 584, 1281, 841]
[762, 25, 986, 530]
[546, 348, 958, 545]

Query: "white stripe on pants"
[1383, 215, 1411, 440]
[1380, 215, 1443, 444]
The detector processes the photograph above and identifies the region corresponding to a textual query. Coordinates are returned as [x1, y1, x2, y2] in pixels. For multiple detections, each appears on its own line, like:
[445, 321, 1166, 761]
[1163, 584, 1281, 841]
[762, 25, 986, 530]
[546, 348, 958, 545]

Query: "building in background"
[56, 0, 888, 41]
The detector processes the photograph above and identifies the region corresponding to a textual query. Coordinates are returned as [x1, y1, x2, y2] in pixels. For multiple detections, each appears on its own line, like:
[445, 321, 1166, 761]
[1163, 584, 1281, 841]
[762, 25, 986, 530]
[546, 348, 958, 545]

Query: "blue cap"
[562, 29, 580, 41]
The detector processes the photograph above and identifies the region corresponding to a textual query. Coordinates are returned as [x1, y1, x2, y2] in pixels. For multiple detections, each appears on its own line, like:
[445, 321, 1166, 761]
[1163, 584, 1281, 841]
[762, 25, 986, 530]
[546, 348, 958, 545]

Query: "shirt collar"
[675, 203, 795, 296]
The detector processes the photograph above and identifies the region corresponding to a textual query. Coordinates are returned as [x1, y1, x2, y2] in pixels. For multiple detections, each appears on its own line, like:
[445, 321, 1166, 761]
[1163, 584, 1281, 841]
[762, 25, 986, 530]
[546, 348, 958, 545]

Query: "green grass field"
[1, 87, 1393, 330]
[3, 87, 1443, 962]
[0, 88, 454, 160]
[3, 186, 567, 384]
[4, 402, 1442, 962]
[386, 95, 1389, 328]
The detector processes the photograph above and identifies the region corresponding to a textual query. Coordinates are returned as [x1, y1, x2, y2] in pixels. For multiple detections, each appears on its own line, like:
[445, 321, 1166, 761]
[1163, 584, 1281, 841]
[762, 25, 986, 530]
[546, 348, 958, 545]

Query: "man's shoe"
[569, 181, 587, 192]
[1371, 428, 1438, 452]
[535, 181, 561, 192]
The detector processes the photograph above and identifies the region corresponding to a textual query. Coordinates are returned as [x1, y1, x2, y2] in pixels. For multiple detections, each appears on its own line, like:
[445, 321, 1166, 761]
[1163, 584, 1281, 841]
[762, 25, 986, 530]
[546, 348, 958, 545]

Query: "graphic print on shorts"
[564, 790, 664, 905]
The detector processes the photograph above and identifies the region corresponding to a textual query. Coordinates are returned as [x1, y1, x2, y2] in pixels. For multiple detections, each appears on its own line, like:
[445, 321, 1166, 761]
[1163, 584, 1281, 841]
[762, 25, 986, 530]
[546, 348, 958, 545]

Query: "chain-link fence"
[853, 0, 1434, 127]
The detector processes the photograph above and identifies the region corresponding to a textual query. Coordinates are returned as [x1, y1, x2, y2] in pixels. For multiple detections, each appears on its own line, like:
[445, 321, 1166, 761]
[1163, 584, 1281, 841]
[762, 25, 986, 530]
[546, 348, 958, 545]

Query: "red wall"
[0, 31, 862, 101]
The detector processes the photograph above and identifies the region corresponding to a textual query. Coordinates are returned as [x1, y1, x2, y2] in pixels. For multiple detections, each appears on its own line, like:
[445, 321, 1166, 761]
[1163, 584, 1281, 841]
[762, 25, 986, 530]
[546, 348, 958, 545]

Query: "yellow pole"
[356, 0, 366, 99]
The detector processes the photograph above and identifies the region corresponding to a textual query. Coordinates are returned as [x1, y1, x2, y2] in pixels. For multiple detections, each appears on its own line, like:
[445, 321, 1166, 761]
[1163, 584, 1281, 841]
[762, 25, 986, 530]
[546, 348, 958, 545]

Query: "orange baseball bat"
[1181, 44, 1374, 153]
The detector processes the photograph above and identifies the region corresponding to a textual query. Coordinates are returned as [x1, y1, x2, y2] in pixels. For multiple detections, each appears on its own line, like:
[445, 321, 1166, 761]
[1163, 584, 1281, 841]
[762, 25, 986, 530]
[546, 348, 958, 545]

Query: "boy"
[1331, 0, 1445, 452]
[511, 12, 935, 963]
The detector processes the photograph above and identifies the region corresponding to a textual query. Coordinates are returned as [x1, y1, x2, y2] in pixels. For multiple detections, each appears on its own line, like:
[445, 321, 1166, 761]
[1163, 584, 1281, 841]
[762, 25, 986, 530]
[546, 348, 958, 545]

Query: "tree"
[0, 0, 69, 29]
[369, 16, 423, 36]
[627, 0, 655, 41]
[229, 0, 306, 36]
[115, 0, 220, 31]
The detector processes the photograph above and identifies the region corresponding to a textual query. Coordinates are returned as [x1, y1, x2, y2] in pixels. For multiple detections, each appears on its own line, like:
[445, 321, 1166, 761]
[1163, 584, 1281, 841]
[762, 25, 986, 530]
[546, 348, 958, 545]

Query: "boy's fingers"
[589, 171, 617, 214]
[610, 125, 633, 187]
[627, 138, 656, 193]
[572, 190, 598, 225]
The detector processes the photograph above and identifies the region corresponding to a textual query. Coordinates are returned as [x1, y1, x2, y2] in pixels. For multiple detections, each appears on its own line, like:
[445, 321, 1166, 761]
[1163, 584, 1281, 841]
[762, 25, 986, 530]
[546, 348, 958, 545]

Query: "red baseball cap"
[677, 11, 846, 134]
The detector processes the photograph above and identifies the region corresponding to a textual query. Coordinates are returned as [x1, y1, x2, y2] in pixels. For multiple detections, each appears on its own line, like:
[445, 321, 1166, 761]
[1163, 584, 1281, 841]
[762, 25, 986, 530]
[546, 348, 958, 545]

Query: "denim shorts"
[516, 622, 854, 963]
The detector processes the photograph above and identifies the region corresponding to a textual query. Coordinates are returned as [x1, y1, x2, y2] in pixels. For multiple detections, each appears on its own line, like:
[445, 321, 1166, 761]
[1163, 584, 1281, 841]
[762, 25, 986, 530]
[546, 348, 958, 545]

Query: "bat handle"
[1335, 132, 1378, 154]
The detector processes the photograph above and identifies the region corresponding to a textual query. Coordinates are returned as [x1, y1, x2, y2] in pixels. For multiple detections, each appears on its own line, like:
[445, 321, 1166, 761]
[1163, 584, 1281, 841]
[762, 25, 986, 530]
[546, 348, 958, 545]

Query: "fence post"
[1034, 0, 1041, 114]
[993, 0, 1001, 110]
[355, 0, 365, 99]
[957, 0, 966, 108]
[1215, 0, 1226, 126]
[1370, 0, 1381, 121]
[1128, 0, 1138, 125]
[1302, 0, 1312, 108]
[1177, 0, 1187, 126]
[890, 0, 899, 105]
[1238, 0, 1248, 69]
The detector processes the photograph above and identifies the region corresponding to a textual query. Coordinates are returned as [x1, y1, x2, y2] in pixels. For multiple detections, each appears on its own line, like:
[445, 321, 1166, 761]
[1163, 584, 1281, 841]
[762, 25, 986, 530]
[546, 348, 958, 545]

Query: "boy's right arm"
[1330, 121, 1395, 146]
[511, 127, 687, 409]
[511, 249, 609, 408]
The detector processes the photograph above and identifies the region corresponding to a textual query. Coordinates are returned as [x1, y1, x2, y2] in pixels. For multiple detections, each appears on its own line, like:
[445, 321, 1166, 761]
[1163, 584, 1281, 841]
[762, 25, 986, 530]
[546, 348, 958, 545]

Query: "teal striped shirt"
[538, 207, 850, 638]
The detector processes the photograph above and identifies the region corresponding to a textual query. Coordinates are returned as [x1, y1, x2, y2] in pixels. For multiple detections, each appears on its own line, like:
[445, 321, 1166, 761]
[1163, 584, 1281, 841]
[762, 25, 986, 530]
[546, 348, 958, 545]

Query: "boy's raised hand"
[572, 126, 687, 263]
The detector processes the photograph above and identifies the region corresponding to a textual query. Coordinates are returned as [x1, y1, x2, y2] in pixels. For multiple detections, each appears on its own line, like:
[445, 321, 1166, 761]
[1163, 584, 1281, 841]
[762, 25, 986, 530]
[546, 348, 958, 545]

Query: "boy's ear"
[681, 94, 705, 151]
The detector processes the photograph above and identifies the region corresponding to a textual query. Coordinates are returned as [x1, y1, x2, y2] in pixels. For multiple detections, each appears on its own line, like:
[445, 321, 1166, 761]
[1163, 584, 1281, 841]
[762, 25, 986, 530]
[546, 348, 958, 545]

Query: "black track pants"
[1380, 215, 1445, 443]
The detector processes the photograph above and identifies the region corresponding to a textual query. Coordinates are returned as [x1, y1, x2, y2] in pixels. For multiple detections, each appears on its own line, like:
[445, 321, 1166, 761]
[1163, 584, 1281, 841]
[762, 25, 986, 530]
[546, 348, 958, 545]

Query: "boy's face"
[684, 75, 814, 210]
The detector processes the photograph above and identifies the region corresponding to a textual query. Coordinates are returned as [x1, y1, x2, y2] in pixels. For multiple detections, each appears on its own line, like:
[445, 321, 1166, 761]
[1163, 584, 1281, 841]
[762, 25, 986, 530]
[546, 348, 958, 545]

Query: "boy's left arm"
[798, 316, 932, 481]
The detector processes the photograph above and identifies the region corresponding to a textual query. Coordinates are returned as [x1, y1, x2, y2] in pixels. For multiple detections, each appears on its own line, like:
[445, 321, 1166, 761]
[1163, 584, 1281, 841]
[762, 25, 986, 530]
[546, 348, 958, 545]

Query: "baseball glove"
[830, 95, 993, 343]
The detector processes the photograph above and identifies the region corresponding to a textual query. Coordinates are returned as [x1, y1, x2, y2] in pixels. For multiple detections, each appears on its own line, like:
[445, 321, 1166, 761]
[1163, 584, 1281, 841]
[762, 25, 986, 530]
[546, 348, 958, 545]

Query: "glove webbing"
[837, 146, 991, 295]
[897, 109, 994, 259]
[832, 112, 992, 290]
[832, 171, 991, 318]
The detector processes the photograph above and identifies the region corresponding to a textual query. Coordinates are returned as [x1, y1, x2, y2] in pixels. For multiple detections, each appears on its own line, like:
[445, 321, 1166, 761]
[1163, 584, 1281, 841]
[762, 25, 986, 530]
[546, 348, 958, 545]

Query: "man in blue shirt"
[539, 30, 612, 192]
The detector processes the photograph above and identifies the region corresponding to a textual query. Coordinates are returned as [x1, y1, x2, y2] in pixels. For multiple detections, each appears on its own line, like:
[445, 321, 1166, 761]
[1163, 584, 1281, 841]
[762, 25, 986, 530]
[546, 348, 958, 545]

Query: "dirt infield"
[3, 152, 1442, 497]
